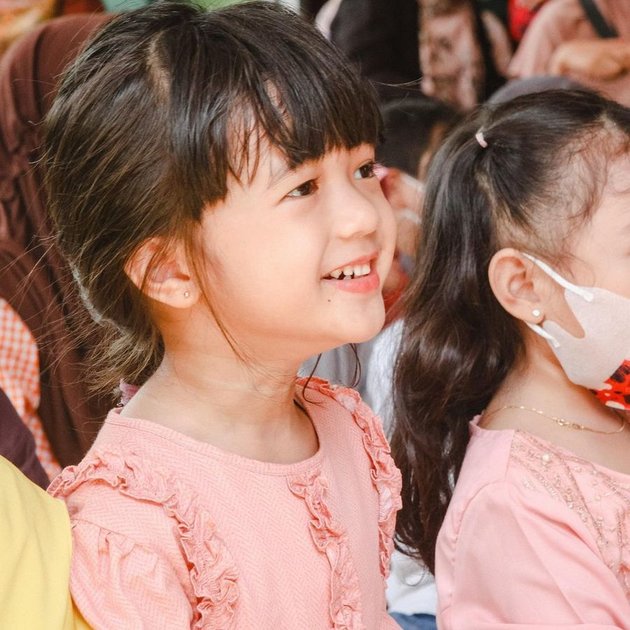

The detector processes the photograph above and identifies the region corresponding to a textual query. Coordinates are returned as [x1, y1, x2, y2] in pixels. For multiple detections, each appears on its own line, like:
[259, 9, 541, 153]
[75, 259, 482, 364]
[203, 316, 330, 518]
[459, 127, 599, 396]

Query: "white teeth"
[328, 262, 371, 279]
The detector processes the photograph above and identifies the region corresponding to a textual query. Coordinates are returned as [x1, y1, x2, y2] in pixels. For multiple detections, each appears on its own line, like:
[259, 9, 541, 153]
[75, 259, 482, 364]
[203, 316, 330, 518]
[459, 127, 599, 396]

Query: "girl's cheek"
[385, 203, 398, 253]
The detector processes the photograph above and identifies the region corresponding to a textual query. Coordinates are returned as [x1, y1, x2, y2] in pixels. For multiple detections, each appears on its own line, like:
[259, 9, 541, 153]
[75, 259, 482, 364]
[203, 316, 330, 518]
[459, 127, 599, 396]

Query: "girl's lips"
[322, 268, 381, 293]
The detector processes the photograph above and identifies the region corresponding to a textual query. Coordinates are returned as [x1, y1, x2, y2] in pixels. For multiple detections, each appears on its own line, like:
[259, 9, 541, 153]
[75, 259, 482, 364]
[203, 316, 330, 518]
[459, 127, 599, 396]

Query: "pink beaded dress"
[436, 418, 630, 629]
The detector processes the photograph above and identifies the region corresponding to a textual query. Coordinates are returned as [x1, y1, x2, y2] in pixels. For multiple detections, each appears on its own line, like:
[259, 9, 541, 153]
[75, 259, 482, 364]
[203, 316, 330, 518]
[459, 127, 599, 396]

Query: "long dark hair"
[392, 89, 630, 573]
[45, 1, 381, 395]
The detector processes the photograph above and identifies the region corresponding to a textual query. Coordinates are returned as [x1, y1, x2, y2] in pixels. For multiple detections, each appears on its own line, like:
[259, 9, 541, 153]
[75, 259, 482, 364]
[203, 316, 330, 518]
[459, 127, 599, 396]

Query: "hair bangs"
[222, 81, 382, 187]
[200, 2, 381, 186]
[250, 62, 382, 167]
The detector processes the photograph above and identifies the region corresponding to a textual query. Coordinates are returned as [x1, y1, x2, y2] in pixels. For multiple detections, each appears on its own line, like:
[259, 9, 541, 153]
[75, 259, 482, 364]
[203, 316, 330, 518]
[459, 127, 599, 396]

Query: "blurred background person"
[317, 0, 512, 110]
[509, 0, 630, 105]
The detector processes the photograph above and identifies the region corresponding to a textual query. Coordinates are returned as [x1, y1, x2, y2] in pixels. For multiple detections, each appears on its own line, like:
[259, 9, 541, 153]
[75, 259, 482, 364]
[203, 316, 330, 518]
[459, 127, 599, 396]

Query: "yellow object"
[0, 456, 89, 629]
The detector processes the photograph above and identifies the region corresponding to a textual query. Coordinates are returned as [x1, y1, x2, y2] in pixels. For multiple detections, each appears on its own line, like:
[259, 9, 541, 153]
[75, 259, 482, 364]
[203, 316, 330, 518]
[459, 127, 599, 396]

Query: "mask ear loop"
[521, 253, 595, 349]
[522, 253, 595, 302]
[525, 321, 561, 348]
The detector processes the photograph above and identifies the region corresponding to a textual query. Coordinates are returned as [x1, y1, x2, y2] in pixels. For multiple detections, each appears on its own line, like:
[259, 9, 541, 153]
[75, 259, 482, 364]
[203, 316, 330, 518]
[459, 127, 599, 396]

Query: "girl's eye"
[286, 180, 317, 198]
[354, 161, 376, 180]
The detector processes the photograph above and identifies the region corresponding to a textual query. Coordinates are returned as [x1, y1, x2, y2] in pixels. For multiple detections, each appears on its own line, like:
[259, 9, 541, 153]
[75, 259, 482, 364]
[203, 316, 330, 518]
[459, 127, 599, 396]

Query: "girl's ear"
[488, 248, 545, 325]
[124, 237, 199, 309]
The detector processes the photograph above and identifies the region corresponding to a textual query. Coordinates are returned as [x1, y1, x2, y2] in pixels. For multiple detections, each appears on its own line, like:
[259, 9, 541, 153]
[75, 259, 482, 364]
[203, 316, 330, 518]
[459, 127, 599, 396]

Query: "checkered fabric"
[0, 298, 60, 480]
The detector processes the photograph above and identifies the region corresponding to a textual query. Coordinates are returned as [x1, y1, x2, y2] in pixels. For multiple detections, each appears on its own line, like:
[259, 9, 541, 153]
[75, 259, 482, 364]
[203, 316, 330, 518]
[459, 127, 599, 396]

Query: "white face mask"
[524, 254, 630, 410]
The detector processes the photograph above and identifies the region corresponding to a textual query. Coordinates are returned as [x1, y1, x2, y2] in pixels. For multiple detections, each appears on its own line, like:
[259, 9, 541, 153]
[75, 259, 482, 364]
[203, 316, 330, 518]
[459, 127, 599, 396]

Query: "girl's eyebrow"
[269, 161, 295, 187]
[269, 157, 319, 187]
[269, 152, 333, 187]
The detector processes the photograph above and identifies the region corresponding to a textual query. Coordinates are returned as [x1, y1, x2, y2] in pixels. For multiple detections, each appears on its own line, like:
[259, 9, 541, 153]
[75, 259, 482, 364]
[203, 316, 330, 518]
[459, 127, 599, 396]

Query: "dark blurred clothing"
[301, 0, 327, 20]
[329, 0, 421, 102]
[0, 386, 48, 488]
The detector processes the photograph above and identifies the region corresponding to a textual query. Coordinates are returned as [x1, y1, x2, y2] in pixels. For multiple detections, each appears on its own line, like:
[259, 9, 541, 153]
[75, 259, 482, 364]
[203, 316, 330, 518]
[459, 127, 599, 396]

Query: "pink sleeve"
[436, 482, 630, 629]
[69, 520, 193, 629]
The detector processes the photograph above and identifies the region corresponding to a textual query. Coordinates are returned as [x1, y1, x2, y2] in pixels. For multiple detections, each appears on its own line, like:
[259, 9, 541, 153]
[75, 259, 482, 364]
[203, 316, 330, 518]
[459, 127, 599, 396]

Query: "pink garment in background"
[509, 0, 630, 106]
[436, 418, 630, 629]
[0, 298, 59, 479]
[50, 379, 402, 629]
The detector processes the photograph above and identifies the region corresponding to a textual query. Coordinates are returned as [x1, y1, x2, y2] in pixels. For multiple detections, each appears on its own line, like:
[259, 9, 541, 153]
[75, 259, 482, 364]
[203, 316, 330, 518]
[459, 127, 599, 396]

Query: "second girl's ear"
[124, 237, 200, 309]
[488, 248, 545, 325]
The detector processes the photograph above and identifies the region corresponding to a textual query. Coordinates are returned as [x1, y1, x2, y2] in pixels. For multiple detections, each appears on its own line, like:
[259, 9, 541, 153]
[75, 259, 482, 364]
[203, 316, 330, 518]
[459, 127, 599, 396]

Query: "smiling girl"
[44, 3, 400, 628]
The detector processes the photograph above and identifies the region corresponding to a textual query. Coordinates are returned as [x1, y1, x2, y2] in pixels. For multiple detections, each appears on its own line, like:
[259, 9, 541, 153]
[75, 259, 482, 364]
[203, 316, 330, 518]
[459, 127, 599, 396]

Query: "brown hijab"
[0, 13, 110, 466]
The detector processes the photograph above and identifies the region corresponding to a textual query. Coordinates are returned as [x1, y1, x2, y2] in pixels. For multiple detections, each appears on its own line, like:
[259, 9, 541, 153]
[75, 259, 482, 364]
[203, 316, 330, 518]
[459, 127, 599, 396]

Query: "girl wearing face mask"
[393, 89, 630, 628]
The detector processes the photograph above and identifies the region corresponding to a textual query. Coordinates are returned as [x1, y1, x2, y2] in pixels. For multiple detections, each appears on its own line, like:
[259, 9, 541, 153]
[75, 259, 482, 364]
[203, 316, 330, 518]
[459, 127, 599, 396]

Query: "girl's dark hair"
[392, 89, 630, 573]
[44, 1, 381, 394]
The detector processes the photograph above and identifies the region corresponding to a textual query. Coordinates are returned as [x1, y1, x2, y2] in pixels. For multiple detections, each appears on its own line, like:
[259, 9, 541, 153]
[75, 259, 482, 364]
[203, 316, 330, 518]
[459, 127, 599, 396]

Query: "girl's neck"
[483, 342, 630, 474]
[120, 347, 319, 464]
[489, 350, 608, 422]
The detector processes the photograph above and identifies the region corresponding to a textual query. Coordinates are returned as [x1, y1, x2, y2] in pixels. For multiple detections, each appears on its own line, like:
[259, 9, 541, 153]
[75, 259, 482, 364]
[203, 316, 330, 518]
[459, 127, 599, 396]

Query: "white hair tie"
[475, 130, 488, 148]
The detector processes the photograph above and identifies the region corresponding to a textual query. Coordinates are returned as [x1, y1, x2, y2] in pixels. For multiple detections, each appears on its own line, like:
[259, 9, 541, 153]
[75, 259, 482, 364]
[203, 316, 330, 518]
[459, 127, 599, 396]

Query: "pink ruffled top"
[436, 419, 630, 629]
[49, 378, 401, 630]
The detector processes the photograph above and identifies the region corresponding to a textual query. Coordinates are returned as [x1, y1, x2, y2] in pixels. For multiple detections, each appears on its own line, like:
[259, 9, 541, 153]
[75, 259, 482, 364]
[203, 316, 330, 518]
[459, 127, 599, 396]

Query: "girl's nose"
[333, 183, 386, 240]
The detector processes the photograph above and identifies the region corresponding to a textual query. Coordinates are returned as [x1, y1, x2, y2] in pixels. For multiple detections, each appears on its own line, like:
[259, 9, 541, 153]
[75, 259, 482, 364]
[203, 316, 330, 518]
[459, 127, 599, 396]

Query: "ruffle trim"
[300, 378, 402, 580]
[288, 470, 364, 630]
[288, 378, 402, 628]
[49, 449, 239, 629]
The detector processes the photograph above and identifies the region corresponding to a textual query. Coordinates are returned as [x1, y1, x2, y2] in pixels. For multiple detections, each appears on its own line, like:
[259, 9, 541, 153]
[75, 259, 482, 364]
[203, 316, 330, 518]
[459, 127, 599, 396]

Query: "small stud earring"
[184, 291, 190, 299]
[532, 308, 542, 318]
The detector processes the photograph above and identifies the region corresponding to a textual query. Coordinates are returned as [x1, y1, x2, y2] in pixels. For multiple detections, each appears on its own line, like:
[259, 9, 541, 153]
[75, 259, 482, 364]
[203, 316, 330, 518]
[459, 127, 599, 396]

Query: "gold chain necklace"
[491, 405, 627, 435]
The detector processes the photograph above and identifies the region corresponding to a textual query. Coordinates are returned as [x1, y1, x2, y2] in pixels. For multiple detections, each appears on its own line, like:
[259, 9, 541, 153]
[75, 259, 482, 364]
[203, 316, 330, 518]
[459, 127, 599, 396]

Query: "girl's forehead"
[575, 156, 630, 241]
[606, 153, 630, 192]
[229, 131, 296, 186]
[598, 157, 630, 225]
